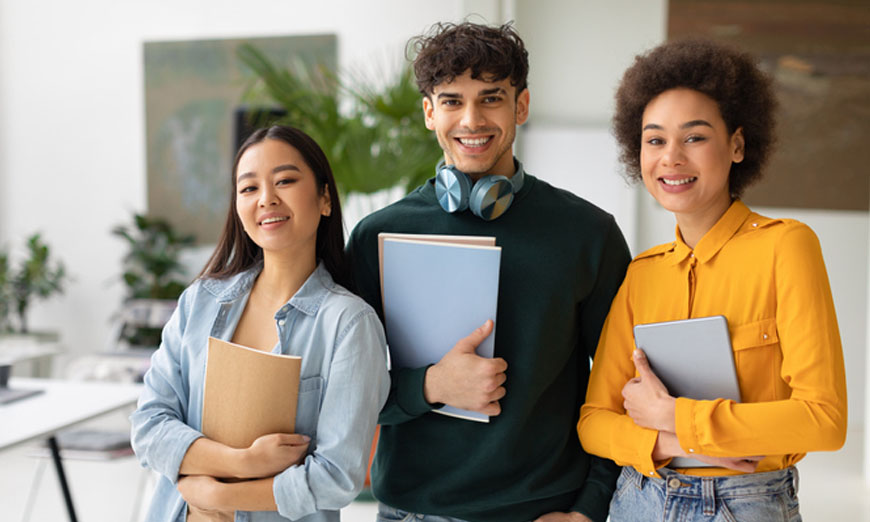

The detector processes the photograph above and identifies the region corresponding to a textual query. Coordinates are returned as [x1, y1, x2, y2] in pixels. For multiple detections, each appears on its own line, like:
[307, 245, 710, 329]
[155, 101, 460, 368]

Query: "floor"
[0, 409, 866, 521]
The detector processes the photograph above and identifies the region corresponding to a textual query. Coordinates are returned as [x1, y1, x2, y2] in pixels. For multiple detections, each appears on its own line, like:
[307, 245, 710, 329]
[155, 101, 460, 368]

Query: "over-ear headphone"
[434, 159, 525, 221]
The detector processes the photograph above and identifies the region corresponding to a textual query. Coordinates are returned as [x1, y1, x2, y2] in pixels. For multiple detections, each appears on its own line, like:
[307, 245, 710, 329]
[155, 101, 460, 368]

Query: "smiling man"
[346, 22, 631, 522]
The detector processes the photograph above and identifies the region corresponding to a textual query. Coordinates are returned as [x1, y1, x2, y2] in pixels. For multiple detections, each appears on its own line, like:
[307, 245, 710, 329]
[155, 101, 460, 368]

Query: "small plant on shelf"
[112, 213, 195, 348]
[0, 233, 67, 335]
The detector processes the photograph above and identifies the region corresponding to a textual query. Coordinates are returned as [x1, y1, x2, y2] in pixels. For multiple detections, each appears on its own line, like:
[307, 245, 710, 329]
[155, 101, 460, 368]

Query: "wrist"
[660, 396, 677, 432]
[233, 447, 253, 479]
[210, 479, 229, 510]
[423, 364, 443, 405]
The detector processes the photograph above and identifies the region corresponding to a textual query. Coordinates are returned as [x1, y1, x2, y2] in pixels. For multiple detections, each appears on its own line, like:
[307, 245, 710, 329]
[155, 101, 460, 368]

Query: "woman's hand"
[241, 433, 310, 479]
[622, 349, 676, 432]
[691, 453, 764, 473]
[178, 475, 223, 511]
[654, 431, 764, 473]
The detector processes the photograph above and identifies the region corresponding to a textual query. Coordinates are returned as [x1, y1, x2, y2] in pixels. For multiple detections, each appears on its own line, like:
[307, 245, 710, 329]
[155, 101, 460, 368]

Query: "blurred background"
[0, 0, 867, 520]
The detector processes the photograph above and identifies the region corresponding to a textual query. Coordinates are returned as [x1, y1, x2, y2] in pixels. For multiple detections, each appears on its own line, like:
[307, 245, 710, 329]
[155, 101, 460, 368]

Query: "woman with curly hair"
[578, 39, 847, 521]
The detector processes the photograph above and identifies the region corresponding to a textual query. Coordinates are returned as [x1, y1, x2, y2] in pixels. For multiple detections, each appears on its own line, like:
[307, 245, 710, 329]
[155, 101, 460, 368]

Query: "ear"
[320, 184, 332, 217]
[515, 88, 530, 126]
[731, 127, 745, 164]
[423, 96, 435, 131]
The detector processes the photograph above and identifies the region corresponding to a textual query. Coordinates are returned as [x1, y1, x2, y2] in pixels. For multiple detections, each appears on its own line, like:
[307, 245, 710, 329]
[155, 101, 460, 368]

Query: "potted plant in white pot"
[0, 234, 68, 377]
[0, 233, 67, 340]
[111, 213, 194, 350]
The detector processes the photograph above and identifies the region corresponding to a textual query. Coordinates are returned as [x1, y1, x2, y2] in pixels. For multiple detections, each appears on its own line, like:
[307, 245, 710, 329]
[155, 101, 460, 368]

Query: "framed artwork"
[144, 34, 337, 244]
[669, 0, 869, 210]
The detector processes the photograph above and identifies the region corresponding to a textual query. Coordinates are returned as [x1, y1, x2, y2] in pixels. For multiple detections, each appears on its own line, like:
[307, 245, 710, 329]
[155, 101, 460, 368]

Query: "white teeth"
[261, 216, 289, 224]
[458, 137, 490, 146]
[662, 177, 697, 186]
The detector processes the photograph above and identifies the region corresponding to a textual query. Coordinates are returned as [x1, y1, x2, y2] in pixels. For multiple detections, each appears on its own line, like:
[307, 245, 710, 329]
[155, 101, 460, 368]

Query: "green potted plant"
[0, 234, 67, 338]
[237, 44, 442, 199]
[112, 214, 195, 349]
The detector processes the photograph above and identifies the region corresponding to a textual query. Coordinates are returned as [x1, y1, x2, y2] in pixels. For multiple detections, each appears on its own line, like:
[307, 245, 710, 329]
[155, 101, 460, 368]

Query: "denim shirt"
[130, 262, 390, 522]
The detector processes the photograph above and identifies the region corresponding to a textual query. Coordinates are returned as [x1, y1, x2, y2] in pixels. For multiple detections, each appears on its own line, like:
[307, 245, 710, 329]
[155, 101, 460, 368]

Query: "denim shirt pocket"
[731, 318, 780, 403]
[295, 376, 324, 441]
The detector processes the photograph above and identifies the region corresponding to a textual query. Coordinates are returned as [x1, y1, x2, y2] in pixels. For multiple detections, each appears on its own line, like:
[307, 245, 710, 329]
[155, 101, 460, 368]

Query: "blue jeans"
[376, 503, 469, 522]
[610, 466, 801, 521]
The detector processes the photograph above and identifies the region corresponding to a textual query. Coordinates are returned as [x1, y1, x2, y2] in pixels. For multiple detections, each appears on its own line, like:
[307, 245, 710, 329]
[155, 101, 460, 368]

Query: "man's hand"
[533, 512, 593, 522]
[424, 320, 507, 416]
[622, 349, 676, 432]
[241, 433, 310, 479]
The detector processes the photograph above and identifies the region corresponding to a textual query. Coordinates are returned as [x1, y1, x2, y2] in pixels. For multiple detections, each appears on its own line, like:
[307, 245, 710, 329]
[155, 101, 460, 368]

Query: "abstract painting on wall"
[144, 35, 337, 244]
[669, 0, 869, 211]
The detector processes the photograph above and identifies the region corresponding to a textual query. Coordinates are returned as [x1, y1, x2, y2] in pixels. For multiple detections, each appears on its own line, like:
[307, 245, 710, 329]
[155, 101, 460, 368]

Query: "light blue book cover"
[382, 236, 501, 422]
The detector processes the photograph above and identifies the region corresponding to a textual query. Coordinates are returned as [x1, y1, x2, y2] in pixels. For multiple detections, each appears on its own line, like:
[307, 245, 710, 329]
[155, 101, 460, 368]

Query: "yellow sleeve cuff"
[675, 396, 701, 456]
[636, 427, 665, 478]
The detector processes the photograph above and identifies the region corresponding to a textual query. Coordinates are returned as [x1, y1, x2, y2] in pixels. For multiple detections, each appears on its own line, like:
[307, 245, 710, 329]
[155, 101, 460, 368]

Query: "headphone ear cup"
[435, 165, 472, 213]
[469, 176, 515, 221]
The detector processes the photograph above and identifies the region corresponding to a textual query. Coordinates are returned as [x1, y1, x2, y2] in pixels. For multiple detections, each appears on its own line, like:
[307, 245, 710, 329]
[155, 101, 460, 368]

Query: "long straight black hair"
[199, 125, 351, 289]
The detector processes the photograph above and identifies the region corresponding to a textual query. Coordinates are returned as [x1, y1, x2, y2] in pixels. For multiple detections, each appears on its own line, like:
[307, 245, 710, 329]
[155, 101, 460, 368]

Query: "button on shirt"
[130, 263, 390, 521]
[579, 200, 847, 478]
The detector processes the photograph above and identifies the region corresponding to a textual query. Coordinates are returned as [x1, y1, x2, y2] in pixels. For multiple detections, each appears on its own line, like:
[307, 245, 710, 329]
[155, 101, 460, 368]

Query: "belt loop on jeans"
[701, 477, 715, 516]
[629, 467, 645, 490]
[792, 466, 800, 495]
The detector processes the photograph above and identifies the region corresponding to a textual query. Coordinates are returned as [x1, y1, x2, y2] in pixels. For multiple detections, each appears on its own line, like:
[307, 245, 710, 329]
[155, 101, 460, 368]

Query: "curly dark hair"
[409, 21, 529, 98]
[613, 38, 777, 197]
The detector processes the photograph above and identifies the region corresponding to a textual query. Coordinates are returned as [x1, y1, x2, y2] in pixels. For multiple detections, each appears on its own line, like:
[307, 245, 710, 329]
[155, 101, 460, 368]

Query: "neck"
[675, 198, 733, 249]
[255, 246, 318, 306]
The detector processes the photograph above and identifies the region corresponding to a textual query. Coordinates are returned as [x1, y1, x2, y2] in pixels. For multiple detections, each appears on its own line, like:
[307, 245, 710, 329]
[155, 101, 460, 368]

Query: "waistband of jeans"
[623, 466, 799, 499]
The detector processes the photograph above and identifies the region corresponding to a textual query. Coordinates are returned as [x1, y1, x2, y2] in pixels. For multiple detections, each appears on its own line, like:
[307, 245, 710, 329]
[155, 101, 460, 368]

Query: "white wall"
[0, 0, 466, 356]
[516, 0, 667, 126]
[866, 186, 870, 485]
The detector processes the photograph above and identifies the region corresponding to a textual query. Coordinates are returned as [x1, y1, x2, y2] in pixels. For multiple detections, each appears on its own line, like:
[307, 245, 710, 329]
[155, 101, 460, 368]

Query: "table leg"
[47, 436, 78, 522]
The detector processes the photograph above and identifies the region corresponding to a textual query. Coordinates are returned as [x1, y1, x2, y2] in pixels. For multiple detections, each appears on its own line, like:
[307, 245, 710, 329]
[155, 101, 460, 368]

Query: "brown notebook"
[191, 338, 302, 522]
[202, 337, 302, 448]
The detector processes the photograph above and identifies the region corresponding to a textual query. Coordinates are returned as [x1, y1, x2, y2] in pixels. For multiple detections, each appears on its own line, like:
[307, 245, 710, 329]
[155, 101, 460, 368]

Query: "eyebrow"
[642, 120, 714, 131]
[435, 87, 508, 100]
[236, 164, 301, 182]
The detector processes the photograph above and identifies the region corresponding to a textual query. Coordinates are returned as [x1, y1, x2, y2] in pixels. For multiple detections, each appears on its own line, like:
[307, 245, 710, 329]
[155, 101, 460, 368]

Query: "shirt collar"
[670, 200, 752, 265]
[202, 261, 333, 318]
[281, 262, 332, 317]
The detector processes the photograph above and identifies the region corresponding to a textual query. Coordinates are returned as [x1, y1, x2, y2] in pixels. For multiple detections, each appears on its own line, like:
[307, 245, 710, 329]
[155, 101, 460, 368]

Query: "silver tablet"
[633, 315, 741, 468]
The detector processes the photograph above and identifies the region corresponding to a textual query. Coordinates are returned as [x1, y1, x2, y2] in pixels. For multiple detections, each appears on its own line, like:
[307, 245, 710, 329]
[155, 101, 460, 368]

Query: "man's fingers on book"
[480, 400, 502, 416]
[458, 320, 494, 351]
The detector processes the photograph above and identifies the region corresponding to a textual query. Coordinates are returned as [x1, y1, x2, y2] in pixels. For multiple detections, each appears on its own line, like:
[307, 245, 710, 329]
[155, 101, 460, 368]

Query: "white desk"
[0, 378, 142, 450]
[0, 378, 143, 521]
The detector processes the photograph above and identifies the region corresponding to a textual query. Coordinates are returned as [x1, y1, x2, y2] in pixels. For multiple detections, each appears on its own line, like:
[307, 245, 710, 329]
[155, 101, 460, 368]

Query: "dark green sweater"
[346, 172, 630, 522]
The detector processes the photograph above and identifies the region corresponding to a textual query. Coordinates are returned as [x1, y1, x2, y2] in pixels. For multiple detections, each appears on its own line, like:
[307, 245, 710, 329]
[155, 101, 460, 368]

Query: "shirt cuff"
[157, 426, 202, 484]
[674, 396, 701, 456]
[635, 427, 663, 479]
[395, 365, 439, 417]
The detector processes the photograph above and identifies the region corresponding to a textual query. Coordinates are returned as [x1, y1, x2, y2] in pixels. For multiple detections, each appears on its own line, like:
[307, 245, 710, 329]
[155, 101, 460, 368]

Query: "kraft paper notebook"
[202, 337, 302, 449]
[379, 233, 501, 423]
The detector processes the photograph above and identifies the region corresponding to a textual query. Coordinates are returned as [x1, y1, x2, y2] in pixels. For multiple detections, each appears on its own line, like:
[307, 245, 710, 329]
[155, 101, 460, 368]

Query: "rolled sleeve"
[129, 287, 203, 483]
[273, 309, 389, 519]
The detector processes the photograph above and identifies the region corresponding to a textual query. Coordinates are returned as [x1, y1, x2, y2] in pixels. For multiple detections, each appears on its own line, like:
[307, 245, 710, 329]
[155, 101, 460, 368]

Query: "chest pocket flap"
[730, 318, 780, 401]
[730, 318, 778, 351]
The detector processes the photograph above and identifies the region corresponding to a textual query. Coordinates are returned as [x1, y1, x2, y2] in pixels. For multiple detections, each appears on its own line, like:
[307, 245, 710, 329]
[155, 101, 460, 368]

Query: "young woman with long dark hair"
[131, 125, 389, 521]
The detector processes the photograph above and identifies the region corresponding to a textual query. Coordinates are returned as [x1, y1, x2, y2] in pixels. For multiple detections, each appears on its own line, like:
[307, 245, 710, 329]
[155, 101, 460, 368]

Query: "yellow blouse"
[578, 200, 847, 478]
